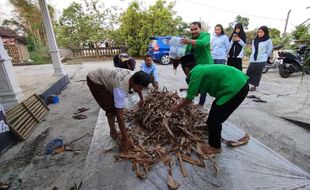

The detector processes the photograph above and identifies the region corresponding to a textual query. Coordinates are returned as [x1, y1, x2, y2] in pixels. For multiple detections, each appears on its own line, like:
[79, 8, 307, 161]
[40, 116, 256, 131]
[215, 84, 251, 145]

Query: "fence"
[72, 47, 127, 58]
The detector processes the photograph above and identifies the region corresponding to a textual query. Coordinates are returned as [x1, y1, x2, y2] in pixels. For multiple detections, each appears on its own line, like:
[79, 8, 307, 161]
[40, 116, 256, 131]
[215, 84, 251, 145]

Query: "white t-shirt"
[88, 68, 132, 109]
[113, 88, 127, 108]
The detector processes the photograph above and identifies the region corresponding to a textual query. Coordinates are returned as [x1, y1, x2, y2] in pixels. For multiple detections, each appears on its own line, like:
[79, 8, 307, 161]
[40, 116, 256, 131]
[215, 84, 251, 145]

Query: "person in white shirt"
[87, 68, 150, 153]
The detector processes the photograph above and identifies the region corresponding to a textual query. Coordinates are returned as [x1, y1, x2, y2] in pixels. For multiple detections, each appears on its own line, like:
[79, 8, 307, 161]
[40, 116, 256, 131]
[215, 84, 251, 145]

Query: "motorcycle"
[262, 45, 283, 74]
[278, 45, 310, 78]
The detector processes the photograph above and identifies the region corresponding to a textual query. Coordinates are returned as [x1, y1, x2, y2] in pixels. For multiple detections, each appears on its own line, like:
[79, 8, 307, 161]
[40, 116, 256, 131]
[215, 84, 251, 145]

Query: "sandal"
[74, 108, 89, 114]
[253, 98, 267, 103]
[0, 182, 9, 190]
[247, 95, 258, 99]
[226, 133, 250, 147]
[72, 114, 87, 120]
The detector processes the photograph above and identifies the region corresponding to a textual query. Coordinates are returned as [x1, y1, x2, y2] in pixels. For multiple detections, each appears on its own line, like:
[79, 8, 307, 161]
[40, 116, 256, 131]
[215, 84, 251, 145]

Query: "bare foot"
[201, 145, 222, 154]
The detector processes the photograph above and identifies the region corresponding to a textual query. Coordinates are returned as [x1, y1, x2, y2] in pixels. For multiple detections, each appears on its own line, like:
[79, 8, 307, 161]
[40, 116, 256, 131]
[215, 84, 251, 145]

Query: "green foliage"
[119, 0, 187, 56]
[56, 0, 121, 48]
[226, 15, 250, 35]
[292, 24, 310, 41]
[244, 45, 252, 57]
[245, 30, 257, 44]
[29, 46, 50, 64]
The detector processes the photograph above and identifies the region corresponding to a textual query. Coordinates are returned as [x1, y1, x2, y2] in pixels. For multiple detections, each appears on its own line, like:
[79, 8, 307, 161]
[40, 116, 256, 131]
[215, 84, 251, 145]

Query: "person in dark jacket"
[227, 23, 246, 71]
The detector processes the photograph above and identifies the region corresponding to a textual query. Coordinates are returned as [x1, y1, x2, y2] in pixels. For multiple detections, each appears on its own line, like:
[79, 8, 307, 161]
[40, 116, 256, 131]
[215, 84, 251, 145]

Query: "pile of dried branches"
[118, 89, 218, 189]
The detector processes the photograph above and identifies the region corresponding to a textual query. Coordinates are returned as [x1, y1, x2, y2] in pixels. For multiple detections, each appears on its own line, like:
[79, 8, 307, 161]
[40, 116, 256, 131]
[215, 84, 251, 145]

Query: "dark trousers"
[227, 57, 243, 71]
[207, 83, 249, 148]
[199, 92, 207, 105]
[246, 62, 265, 87]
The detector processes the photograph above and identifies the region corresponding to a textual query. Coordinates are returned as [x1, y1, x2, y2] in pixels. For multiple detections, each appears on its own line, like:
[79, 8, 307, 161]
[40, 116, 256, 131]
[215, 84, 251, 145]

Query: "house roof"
[0, 26, 21, 38]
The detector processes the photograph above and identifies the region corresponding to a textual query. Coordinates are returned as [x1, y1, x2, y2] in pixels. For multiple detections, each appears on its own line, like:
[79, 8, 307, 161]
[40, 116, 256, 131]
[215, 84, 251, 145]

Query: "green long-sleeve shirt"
[186, 64, 249, 105]
[186, 32, 214, 65]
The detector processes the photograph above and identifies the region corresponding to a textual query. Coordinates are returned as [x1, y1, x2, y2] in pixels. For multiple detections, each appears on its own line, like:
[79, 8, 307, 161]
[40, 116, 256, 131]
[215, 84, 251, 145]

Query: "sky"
[0, 0, 309, 34]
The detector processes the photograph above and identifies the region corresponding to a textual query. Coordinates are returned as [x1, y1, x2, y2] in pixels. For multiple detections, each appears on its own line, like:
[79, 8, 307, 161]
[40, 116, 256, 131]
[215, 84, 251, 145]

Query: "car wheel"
[160, 55, 170, 65]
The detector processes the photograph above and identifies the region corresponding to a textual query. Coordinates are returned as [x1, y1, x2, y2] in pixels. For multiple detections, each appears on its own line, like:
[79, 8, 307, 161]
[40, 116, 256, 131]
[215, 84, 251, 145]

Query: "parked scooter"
[262, 45, 283, 74]
[278, 45, 310, 78]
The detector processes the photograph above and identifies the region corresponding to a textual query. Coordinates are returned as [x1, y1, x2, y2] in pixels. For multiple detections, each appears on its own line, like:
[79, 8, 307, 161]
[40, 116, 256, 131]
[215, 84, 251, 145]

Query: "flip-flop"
[72, 114, 87, 120]
[247, 95, 259, 99]
[225, 133, 250, 147]
[74, 108, 89, 114]
[253, 98, 267, 103]
[0, 182, 9, 190]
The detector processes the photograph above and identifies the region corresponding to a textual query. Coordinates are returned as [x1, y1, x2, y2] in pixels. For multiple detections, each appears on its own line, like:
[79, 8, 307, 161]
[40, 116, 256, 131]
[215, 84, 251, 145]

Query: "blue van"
[147, 36, 172, 65]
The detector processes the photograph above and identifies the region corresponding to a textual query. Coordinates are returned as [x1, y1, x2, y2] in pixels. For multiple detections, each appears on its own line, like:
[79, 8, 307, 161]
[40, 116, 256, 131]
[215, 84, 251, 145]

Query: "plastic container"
[169, 36, 186, 59]
[47, 95, 59, 104]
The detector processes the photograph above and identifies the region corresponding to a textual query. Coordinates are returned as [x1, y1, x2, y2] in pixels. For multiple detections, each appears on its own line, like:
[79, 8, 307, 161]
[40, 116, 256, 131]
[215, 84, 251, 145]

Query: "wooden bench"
[5, 94, 49, 140]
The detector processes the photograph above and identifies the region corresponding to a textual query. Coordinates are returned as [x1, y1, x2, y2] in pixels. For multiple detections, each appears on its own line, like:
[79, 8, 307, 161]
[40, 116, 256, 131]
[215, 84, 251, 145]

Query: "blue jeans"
[213, 59, 226, 64]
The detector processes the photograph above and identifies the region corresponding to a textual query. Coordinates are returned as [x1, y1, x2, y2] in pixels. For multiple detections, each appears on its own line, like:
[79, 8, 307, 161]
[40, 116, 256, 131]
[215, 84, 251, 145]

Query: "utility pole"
[283, 9, 291, 36]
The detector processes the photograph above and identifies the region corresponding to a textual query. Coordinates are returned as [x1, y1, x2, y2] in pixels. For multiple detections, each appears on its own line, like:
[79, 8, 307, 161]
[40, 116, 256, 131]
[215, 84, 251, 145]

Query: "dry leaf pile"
[117, 89, 219, 189]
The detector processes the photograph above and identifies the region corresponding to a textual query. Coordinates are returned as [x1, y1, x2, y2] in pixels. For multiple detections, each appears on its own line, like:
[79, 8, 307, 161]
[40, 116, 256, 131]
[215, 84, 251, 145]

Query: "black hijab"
[228, 23, 246, 58]
[253, 26, 270, 61]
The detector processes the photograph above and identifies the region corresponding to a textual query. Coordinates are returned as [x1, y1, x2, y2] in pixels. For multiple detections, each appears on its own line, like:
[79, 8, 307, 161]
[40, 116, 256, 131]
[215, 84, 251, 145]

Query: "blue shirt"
[249, 39, 273, 63]
[211, 34, 230, 59]
[140, 62, 159, 82]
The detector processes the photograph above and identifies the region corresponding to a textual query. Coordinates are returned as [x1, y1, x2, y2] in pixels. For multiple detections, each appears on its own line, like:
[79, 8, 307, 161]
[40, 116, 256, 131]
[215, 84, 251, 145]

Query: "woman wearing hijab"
[246, 26, 273, 91]
[211, 24, 230, 64]
[227, 23, 246, 71]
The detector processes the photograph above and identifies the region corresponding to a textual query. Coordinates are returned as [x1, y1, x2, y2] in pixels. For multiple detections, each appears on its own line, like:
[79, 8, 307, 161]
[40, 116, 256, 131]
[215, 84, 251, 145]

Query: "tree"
[291, 24, 310, 41]
[56, 0, 121, 48]
[225, 15, 250, 35]
[2, 0, 55, 51]
[119, 0, 187, 56]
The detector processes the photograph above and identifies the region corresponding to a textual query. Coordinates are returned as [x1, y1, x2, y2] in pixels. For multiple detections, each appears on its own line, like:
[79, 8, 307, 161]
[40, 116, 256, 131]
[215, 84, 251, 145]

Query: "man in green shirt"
[171, 54, 249, 154]
[181, 21, 213, 106]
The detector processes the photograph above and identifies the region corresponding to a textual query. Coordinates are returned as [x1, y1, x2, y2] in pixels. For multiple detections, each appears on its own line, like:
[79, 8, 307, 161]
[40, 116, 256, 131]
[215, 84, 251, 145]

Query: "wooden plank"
[27, 101, 41, 113]
[19, 117, 36, 137]
[10, 110, 31, 131]
[22, 120, 38, 138]
[23, 95, 37, 108]
[36, 107, 47, 121]
[6, 104, 24, 118]
[6, 107, 27, 124]
[21, 102, 40, 123]
[8, 123, 25, 140]
[34, 94, 49, 110]
[6, 93, 49, 140]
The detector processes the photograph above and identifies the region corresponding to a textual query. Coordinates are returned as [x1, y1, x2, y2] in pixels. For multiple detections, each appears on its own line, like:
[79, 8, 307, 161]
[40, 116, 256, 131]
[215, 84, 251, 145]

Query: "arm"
[115, 108, 129, 153]
[225, 35, 230, 55]
[171, 72, 201, 112]
[140, 62, 145, 72]
[238, 39, 246, 47]
[181, 32, 210, 48]
[138, 90, 144, 105]
[267, 40, 273, 58]
[153, 65, 159, 82]
[171, 98, 192, 112]
[113, 88, 129, 153]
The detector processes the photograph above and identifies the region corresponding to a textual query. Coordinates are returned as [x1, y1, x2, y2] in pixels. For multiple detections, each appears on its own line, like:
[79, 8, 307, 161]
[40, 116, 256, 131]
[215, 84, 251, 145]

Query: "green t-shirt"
[185, 31, 214, 65]
[186, 64, 249, 105]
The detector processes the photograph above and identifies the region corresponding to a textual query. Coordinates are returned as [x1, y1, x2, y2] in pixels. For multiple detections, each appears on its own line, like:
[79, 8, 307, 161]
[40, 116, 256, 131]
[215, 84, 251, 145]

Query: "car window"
[161, 39, 170, 45]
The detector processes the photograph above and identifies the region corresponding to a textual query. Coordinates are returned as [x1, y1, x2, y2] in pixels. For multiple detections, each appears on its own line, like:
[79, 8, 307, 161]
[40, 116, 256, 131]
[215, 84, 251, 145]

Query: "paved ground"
[0, 60, 309, 189]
